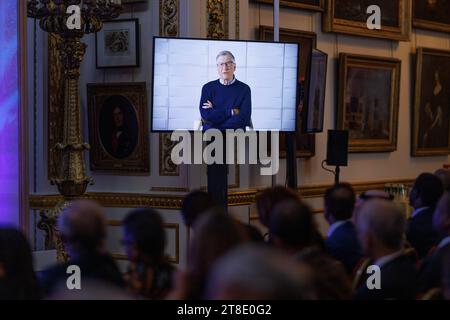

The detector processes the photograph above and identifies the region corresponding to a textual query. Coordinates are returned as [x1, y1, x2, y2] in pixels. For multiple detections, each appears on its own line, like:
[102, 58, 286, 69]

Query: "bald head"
[58, 200, 107, 252]
[356, 199, 406, 253]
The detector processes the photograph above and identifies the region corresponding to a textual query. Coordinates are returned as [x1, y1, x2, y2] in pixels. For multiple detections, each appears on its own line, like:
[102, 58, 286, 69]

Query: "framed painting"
[87, 82, 150, 174]
[252, 0, 324, 11]
[95, 19, 140, 68]
[303, 48, 328, 133]
[323, 0, 411, 41]
[412, 48, 450, 156]
[337, 54, 401, 153]
[259, 25, 316, 158]
[413, 0, 450, 33]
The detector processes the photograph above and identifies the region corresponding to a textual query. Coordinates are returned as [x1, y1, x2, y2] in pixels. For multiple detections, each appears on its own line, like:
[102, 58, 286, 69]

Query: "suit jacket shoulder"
[355, 254, 418, 300]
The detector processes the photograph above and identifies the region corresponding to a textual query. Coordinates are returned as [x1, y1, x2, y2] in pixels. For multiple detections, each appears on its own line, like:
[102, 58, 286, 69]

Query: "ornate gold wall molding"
[29, 178, 414, 210]
[207, 0, 229, 39]
[159, 0, 181, 176]
[47, 34, 65, 180]
[151, 186, 189, 192]
[159, 133, 180, 176]
[159, 0, 179, 37]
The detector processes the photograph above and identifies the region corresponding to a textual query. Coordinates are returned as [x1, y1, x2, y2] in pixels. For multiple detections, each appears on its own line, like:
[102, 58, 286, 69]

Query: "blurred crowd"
[1, 169, 450, 300]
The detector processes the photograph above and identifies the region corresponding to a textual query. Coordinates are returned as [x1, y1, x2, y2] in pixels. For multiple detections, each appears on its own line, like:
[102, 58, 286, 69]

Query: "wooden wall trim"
[29, 178, 414, 210]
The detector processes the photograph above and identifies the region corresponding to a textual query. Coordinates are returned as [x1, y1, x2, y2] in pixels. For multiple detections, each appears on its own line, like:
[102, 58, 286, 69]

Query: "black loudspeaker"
[326, 130, 348, 166]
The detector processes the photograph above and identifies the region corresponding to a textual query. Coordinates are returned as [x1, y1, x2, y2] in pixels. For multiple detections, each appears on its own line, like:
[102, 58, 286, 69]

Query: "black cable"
[321, 159, 336, 175]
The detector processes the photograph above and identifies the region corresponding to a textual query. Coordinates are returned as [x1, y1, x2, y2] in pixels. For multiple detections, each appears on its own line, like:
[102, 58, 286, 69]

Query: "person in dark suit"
[39, 200, 124, 297]
[324, 183, 363, 274]
[419, 191, 450, 293]
[104, 105, 136, 159]
[355, 199, 418, 300]
[406, 173, 444, 259]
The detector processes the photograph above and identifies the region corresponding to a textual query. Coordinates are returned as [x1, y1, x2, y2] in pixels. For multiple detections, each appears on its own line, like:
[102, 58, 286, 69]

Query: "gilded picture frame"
[413, 0, 450, 34]
[412, 47, 450, 157]
[87, 82, 150, 174]
[252, 0, 324, 11]
[323, 0, 412, 41]
[337, 53, 401, 153]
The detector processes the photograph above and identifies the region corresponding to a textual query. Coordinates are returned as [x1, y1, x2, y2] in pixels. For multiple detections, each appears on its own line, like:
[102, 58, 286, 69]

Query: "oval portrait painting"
[99, 95, 139, 159]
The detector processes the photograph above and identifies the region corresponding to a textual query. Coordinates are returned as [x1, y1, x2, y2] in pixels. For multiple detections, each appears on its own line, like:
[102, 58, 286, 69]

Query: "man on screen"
[199, 51, 252, 131]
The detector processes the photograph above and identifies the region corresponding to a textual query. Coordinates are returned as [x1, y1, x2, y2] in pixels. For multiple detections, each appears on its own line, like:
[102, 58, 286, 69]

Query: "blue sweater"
[199, 79, 252, 130]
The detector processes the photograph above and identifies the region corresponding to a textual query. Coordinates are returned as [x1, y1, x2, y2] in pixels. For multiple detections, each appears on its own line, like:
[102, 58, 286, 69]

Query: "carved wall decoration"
[159, 0, 181, 176]
[29, 179, 414, 210]
[159, 133, 180, 176]
[47, 34, 65, 180]
[207, 0, 229, 39]
[159, 0, 179, 36]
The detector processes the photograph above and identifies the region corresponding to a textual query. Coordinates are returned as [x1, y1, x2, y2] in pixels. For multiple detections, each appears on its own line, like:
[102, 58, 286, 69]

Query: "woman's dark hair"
[122, 209, 166, 264]
[187, 207, 248, 299]
[269, 199, 322, 249]
[256, 186, 300, 227]
[181, 190, 217, 227]
[0, 227, 41, 300]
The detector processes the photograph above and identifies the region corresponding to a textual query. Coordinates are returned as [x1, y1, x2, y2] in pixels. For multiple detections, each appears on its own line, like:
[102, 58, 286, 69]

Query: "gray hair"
[205, 244, 316, 299]
[356, 199, 406, 250]
[216, 50, 236, 63]
[58, 200, 107, 249]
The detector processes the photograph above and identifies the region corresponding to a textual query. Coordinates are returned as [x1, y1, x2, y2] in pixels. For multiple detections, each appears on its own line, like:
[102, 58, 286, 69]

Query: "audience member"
[39, 200, 124, 297]
[443, 250, 450, 300]
[418, 192, 450, 293]
[173, 207, 248, 299]
[205, 244, 316, 299]
[180, 190, 217, 228]
[355, 199, 417, 300]
[47, 279, 134, 300]
[240, 223, 265, 243]
[255, 186, 300, 228]
[407, 173, 444, 258]
[353, 190, 393, 225]
[296, 248, 352, 300]
[435, 168, 450, 191]
[269, 199, 323, 255]
[0, 227, 41, 300]
[324, 183, 363, 274]
[122, 208, 175, 299]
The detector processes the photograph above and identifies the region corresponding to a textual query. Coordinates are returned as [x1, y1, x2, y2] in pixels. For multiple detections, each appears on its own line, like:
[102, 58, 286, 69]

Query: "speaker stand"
[207, 163, 228, 210]
[285, 132, 297, 189]
[334, 166, 340, 185]
[206, 136, 228, 210]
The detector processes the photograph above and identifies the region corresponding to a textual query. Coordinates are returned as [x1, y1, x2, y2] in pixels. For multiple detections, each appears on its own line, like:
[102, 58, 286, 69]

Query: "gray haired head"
[356, 199, 406, 251]
[205, 244, 316, 299]
[216, 50, 236, 63]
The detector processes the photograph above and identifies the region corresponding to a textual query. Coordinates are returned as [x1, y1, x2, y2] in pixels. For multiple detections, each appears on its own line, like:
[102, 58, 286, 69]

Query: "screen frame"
[150, 36, 300, 133]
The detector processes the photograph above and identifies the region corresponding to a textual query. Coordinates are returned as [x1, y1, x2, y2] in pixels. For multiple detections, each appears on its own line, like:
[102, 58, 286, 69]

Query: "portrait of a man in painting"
[87, 82, 149, 174]
[99, 96, 139, 159]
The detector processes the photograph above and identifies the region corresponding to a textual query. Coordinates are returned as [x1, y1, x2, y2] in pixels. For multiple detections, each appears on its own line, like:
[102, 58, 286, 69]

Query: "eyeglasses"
[217, 61, 235, 68]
